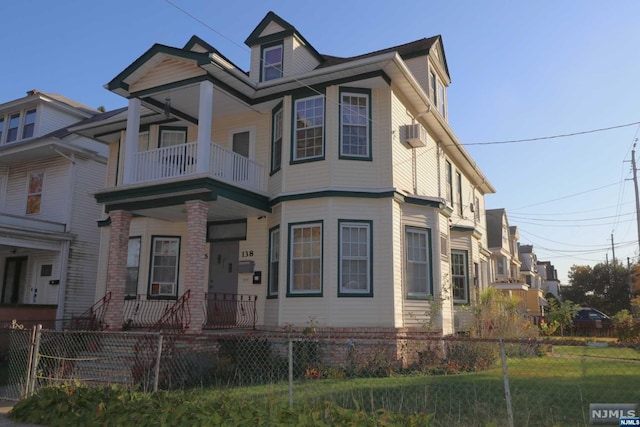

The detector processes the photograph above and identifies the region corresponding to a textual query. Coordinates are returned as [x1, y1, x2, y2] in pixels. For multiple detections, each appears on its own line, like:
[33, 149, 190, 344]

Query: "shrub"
[613, 309, 640, 343]
[416, 340, 498, 374]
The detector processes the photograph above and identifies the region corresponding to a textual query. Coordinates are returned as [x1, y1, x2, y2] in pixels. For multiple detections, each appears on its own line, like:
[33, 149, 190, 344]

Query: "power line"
[509, 181, 623, 210]
[463, 121, 640, 146]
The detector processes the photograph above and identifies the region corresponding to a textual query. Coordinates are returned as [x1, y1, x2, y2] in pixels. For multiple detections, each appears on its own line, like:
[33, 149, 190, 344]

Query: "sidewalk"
[0, 401, 43, 427]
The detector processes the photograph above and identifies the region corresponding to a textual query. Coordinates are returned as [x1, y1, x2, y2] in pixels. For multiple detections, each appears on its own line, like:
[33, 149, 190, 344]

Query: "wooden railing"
[203, 293, 257, 330]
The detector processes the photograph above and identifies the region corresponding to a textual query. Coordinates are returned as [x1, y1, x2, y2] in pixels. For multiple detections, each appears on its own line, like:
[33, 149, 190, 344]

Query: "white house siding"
[64, 156, 106, 317]
[38, 104, 84, 136]
[237, 216, 267, 326]
[211, 110, 270, 163]
[94, 227, 110, 299]
[128, 58, 206, 94]
[263, 205, 282, 327]
[291, 37, 320, 75]
[403, 57, 430, 100]
[5, 157, 71, 223]
[273, 197, 397, 328]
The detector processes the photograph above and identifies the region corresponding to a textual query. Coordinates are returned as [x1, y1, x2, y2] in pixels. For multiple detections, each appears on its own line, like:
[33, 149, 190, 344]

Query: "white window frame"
[292, 95, 324, 162]
[268, 227, 280, 297]
[26, 171, 45, 215]
[21, 109, 36, 139]
[0, 117, 4, 144]
[288, 222, 323, 295]
[339, 221, 371, 296]
[6, 113, 20, 143]
[497, 257, 506, 276]
[451, 250, 469, 303]
[149, 236, 180, 298]
[405, 226, 432, 298]
[445, 160, 453, 206]
[159, 127, 187, 148]
[126, 237, 141, 299]
[262, 44, 283, 81]
[340, 90, 370, 159]
[230, 127, 255, 160]
[437, 81, 446, 118]
[456, 171, 463, 216]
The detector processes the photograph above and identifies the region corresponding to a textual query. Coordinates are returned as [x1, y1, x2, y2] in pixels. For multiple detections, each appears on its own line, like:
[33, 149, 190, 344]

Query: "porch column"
[196, 80, 213, 174]
[103, 210, 132, 330]
[184, 199, 208, 333]
[122, 98, 141, 185]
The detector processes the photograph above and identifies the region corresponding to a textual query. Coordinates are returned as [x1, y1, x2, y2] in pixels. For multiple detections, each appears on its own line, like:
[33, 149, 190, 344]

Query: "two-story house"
[0, 90, 108, 327]
[73, 12, 495, 335]
[537, 260, 561, 298]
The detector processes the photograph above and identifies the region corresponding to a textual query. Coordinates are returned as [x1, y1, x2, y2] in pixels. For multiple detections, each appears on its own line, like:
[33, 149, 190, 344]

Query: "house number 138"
[241, 250, 254, 258]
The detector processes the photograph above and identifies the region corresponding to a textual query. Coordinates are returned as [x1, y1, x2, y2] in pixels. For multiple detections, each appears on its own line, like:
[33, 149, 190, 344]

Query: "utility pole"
[631, 143, 640, 257]
[611, 233, 617, 267]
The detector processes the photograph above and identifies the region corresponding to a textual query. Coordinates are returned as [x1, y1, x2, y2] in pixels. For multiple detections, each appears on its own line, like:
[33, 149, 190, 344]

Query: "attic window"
[262, 44, 283, 81]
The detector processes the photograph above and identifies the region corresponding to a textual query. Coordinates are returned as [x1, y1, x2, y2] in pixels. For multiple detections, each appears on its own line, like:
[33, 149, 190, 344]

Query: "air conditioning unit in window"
[403, 123, 427, 148]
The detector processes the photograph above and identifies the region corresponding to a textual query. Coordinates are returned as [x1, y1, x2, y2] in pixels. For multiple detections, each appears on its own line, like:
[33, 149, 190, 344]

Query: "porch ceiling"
[131, 196, 268, 222]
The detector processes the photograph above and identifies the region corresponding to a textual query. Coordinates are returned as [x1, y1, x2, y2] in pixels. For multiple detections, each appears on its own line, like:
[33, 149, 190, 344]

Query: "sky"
[2, 1, 640, 285]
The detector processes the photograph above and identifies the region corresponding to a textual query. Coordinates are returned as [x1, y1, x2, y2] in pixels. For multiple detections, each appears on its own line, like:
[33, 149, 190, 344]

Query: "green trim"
[286, 220, 323, 297]
[270, 101, 283, 174]
[105, 192, 216, 213]
[339, 87, 372, 161]
[143, 97, 198, 124]
[270, 190, 396, 207]
[97, 217, 111, 228]
[402, 195, 444, 209]
[115, 140, 120, 186]
[337, 219, 373, 298]
[96, 177, 270, 213]
[405, 226, 434, 298]
[450, 225, 483, 240]
[158, 125, 187, 148]
[108, 44, 209, 91]
[451, 249, 470, 305]
[147, 235, 181, 300]
[267, 225, 280, 299]
[290, 92, 325, 165]
[131, 76, 207, 99]
[260, 41, 284, 82]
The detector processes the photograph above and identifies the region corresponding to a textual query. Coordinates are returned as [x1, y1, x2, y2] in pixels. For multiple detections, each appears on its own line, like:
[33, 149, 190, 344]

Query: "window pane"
[294, 96, 324, 161]
[7, 114, 20, 143]
[22, 109, 36, 139]
[340, 223, 370, 293]
[451, 250, 468, 302]
[150, 237, 179, 296]
[341, 93, 369, 157]
[269, 229, 280, 295]
[406, 228, 430, 296]
[160, 129, 186, 147]
[290, 224, 322, 293]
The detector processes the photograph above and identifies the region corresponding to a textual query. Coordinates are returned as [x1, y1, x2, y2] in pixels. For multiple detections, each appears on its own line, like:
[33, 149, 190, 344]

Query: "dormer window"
[22, 109, 36, 139]
[6, 114, 19, 143]
[1, 108, 37, 145]
[262, 43, 283, 81]
[429, 70, 446, 119]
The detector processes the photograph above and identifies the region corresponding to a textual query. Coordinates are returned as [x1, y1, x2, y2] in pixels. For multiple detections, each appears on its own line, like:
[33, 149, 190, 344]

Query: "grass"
[553, 345, 640, 360]
[216, 352, 640, 427]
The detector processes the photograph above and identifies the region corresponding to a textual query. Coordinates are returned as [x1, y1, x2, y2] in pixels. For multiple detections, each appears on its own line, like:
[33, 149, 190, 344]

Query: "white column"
[122, 98, 141, 185]
[197, 80, 213, 174]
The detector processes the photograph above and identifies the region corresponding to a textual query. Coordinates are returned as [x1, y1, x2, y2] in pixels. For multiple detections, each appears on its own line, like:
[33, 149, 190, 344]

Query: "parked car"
[572, 307, 613, 335]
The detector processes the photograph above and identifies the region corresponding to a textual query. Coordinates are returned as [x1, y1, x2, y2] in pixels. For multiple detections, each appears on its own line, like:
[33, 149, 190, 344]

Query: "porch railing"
[130, 141, 265, 192]
[151, 290, 191, 333]
[68, 292, 111, 331]
[203, 293, 257, 330]
[123, 296, 175, 330]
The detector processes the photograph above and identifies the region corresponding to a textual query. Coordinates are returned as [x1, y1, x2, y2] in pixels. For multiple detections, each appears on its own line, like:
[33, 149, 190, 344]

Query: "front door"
[2, 257, 28, 304]
[33, 261, 56, 305]
[207, 241, 239, 325]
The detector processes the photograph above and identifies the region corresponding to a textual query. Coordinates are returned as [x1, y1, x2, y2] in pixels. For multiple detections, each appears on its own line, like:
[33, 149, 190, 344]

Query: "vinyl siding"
[129, 58, 206, 94]
[38, 104, 85, 136]
[291, 37, 320, 75]
[404, 56, 430, 100]
[64, 156, 106, 317]
[237, 216, 267, 326]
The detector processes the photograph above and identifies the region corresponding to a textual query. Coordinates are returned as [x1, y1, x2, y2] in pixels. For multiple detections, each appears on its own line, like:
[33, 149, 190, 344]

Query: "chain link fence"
[1, 325, 639, 426]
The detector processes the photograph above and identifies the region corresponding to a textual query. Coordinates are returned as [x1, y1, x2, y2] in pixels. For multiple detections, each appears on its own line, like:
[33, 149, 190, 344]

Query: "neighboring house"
[0, 90, 108, 326]
[486, 209, 546, 318]
[72, 12, 495, 335]
[537, 260, 561, 298]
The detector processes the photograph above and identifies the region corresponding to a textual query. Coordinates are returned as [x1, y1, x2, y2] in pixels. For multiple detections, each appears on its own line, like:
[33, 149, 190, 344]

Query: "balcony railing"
[131, 141, 264, 192]
[203, 293, 257, 330]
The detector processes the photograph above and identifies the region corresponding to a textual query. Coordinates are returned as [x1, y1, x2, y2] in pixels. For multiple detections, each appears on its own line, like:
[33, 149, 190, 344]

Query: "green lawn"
[553, 344, 640, 360]
[223, 354, 640, 427]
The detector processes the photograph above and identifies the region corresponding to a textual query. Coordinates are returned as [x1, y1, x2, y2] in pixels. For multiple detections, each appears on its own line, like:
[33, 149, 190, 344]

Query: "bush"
[613, 310, 640, 343]
[416, 340, 498, 374]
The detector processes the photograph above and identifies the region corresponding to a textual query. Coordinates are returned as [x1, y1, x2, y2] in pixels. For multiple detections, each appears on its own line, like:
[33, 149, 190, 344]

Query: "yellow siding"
[129, 58, 206, 94]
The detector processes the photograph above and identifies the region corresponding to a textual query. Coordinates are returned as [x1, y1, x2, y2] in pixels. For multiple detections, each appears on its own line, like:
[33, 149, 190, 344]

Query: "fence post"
[499, 338, 514, 427]
[27, 325, 43, 397]
[153, 334, 163, 393]
[288, 338, 293, 408]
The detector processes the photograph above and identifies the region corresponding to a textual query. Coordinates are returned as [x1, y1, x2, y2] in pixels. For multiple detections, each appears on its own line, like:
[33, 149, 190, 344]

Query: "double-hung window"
[149, 236, 180, 298]
[340, 88, 370, 159]
[0, 118, 4, 143]
[292, 95, 324, 162]
[159, 127, 186, 147]
[445, 161, 453, 206]
[268, 227, 280, 297]
[406, 227, 432, 298]
[271, 104, 283, 173]
[26, 172, 44, 215]
[339, 220, 372, 296]
[289, 222, 322, 295]
[456, 171, 463, 215]
[126, 237, 141, 299]
[262, 44, 283, 81]
[496, 257, 506, 276]
[451, 250, 469, 303]
[7, 114, 20, 143]
[22, 109, 36, 139]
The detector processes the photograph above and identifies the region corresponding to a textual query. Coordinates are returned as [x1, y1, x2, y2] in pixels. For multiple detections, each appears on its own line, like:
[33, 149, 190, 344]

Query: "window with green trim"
[293, 96, 324, 162]
[451, 249, 469, 303]
[406, 227, 432, 298]
[262, 44, 283, 81]
[340, 89, 370, 159]
[289, 222, 322, 295]
[339, 221, 371, 296]
[268, 227, 280, 297]
[271, 105, 283, 172]
[149, 236, 180, 298]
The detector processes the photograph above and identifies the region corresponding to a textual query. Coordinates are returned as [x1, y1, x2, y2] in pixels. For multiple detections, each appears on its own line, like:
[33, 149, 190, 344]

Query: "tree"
[562, 262, 632, 315]
[546, 298, 578, 336]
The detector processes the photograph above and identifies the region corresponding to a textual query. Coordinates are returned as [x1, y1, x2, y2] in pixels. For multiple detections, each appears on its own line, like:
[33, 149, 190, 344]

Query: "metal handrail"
[68, 292, 111, 331]
[203, 293, 257, 330]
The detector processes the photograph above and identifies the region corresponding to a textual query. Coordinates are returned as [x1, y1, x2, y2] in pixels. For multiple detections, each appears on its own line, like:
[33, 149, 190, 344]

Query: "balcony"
[132, 141, 265, 193]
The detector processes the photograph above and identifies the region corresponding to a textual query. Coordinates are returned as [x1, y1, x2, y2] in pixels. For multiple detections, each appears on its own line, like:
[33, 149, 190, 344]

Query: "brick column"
[184, 200, 208, 334]
[103, 210, 132, 330]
